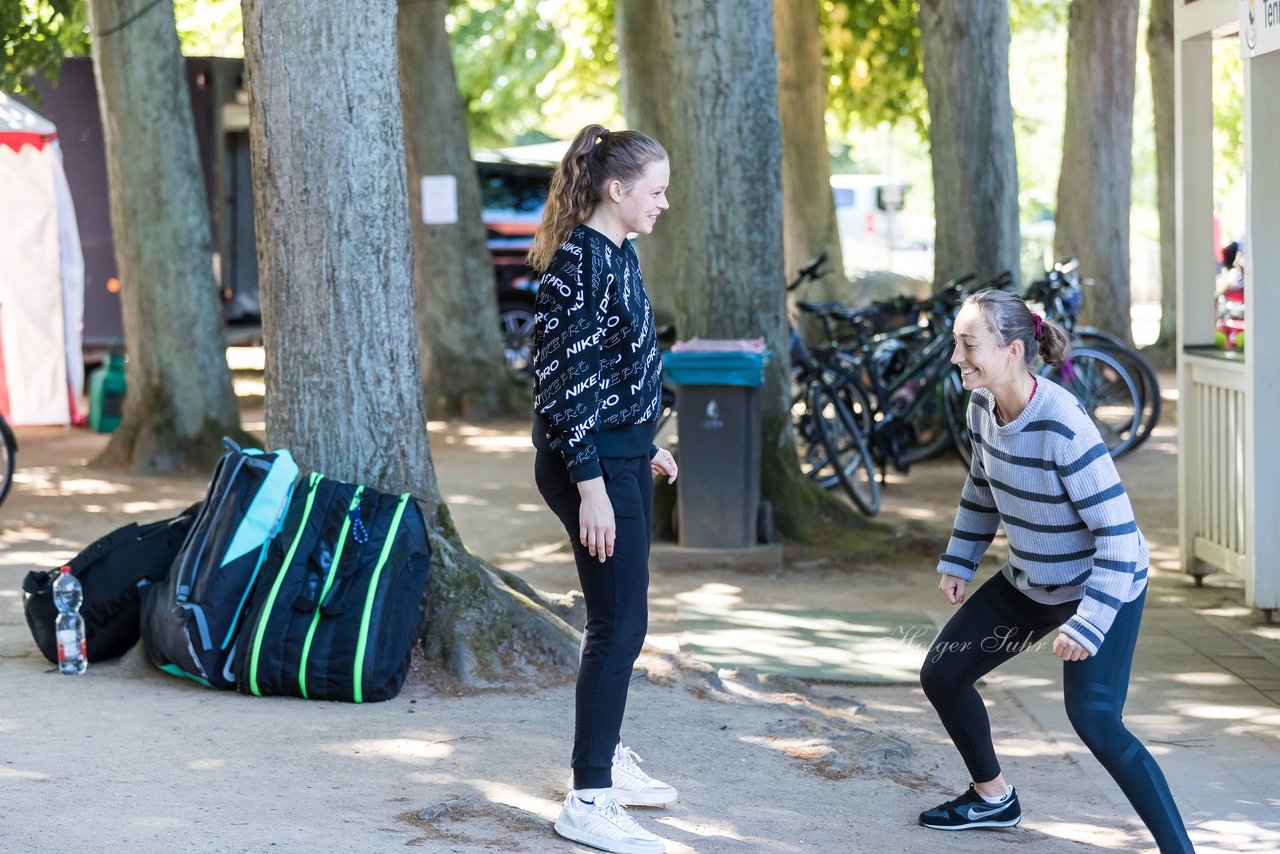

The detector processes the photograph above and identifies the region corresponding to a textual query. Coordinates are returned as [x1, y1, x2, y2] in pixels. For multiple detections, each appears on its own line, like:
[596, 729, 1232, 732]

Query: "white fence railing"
[1183, 353, 1248, 577]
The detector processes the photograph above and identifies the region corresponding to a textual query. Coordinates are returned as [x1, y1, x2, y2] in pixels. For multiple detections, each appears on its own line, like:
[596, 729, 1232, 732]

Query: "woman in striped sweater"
[918, 290, 1193, 852]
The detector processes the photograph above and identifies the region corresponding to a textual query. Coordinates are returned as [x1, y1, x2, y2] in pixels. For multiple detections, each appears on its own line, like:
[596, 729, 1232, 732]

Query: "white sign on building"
[1241, 0, 1280, 58]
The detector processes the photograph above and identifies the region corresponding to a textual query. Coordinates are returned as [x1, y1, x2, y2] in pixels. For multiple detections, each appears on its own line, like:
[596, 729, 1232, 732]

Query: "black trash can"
[662, 347, 772, 549]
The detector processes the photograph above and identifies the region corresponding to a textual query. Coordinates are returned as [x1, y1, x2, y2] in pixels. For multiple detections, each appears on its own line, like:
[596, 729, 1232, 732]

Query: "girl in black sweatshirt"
[528, 124, 677, 854]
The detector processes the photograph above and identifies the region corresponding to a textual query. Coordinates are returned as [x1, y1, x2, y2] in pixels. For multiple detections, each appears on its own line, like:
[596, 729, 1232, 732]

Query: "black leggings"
[920, 572, 1193, 853]
[535, 452, 653, 791]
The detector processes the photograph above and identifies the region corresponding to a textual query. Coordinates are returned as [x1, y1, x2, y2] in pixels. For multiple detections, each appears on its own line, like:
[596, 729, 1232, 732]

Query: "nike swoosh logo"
[963, 804, 1009, 820]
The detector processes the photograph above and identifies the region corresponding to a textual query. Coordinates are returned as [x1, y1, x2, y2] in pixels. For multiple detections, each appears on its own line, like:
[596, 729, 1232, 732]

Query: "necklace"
[996, 375, 1037, 425]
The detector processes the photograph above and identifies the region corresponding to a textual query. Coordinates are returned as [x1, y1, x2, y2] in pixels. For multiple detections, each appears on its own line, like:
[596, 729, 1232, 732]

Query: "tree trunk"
[398, 0, 517, 419]
[774, 0, 847, 302]
[1145, 0, 1176, 367]
[616, 0, 678, 327]
[1054, 0, 1140, 344]
[242, 0, 577, 685]
[84, 0, 245, 473]
[660, 0, 860, 539]
[918, 0, 1021, 289]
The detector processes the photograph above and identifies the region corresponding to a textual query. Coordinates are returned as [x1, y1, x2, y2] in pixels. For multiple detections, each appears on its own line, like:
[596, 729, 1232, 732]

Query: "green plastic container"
[88, 352, 127, 433]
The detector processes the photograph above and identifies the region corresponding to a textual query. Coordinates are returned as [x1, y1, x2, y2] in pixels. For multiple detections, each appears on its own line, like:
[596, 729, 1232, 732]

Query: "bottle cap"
[59, 565, 72, 574]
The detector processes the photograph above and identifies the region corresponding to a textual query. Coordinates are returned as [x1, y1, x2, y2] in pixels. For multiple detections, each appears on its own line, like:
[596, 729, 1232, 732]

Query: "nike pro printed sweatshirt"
[938, 379, 1148, 654]
[531, 225, 663, 482]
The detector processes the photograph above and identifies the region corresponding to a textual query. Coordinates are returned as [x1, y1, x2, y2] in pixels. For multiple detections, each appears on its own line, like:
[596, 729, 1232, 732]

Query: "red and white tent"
[0, 92, 84, 425]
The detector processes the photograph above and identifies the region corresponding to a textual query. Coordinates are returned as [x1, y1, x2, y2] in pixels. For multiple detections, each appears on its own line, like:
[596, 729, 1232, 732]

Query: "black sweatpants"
[535, 452, 653, 791]
[920, 571, 1194, 853]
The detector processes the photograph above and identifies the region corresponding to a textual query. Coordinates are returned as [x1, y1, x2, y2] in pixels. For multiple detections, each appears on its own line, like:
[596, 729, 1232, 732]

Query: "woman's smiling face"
[951, 303, 1020, 391]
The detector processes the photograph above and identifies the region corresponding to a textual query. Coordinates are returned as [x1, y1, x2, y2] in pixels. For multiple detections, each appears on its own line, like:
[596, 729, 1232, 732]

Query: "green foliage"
[1, 0, 89, 96]
[821, 0, 925, 137]
[1009, 0, 1067, 31]
[172, 0, 241, 57]
[449, 0, 619, 149]
[1212, 39, 1243, 217]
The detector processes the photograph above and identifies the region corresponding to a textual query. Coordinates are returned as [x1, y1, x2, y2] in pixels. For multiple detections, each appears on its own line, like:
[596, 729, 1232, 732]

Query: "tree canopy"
[1, 1, 89, 96]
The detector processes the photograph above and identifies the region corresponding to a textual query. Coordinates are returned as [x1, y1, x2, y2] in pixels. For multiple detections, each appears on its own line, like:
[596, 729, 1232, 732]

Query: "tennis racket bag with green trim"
[140, 439, 299, 689]
[235, 472, 431, 703]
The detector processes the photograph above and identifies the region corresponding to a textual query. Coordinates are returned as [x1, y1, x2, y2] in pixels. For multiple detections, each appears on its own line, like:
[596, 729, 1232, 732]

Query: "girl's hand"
[939, 574, 967, 605]
[577, 477, 615, 563]
[1052, 632, 1090, 662]
[651, 448, 678, 483]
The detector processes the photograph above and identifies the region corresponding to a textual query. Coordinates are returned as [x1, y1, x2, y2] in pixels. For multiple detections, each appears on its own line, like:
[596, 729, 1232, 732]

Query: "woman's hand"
[939, 574, 967, 605]
[577, 477, 615, 563]
[1052, 632, 1090, 661]
[651, 448, 678, 483]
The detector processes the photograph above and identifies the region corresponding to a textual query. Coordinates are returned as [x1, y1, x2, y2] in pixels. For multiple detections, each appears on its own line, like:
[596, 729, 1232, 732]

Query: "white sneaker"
[611, 744, 678, 807]
[553, 790, 666, 854]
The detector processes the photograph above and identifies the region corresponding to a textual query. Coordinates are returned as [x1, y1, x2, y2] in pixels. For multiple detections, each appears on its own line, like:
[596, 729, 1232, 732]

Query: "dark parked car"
[475, 153, 554, 371]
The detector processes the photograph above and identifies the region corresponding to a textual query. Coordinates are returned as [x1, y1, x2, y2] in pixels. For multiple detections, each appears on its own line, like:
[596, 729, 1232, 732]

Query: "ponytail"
[527, 124, 667, 273]
[964, 288, 1072, 368]
[1036, 316, 1071, 368]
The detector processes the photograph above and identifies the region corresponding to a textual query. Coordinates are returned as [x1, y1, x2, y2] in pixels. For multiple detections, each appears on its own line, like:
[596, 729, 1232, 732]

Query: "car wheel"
[498, 300, 536, 373]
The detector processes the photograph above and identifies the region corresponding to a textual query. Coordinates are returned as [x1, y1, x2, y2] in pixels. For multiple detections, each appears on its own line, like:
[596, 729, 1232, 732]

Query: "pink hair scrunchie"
[1032, 312, 1044, 341]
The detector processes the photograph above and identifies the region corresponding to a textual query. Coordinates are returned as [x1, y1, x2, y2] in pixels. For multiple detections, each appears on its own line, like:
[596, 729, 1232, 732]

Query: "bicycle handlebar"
[788, 252, 830, 292]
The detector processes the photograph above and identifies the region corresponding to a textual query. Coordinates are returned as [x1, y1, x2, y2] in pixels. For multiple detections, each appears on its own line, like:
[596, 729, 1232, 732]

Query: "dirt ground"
[0, 397, 1263, 853]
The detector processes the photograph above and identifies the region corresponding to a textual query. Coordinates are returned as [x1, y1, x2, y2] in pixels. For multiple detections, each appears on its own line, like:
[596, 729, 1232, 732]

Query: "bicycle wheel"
[901, 377, 957, 465]
[1076, 333, 1161, 449]
[1040, 347, 1142, 458]
[941, 369, 973, 470]
[792, 371, 834, 487]
[0, 415, 15, 508]
[808, 384, 880, 515]
[824, 352, 875, 434]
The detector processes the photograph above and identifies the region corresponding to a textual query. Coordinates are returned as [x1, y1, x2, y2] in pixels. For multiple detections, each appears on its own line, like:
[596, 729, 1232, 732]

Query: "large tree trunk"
[660, 0, 859, 539]
[84, 0, 244, 473]
[1054, 0, 1140, 344]
[774, 0, 847, 302]
[1145, 0, 1176, 367]
[616, 0, 677, 327]
[918, 0, 1021, 289]
[398, 0, 516, 419]
[242, 0, 577, 685]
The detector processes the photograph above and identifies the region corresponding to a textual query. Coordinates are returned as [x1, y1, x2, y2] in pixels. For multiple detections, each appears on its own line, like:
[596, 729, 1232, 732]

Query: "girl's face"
[612, 158, 670, 236]
[951, 303, 1021, 392]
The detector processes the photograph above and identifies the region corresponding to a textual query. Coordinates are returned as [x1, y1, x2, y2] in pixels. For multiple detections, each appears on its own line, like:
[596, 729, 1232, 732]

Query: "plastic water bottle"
[52, 566, 87, 675]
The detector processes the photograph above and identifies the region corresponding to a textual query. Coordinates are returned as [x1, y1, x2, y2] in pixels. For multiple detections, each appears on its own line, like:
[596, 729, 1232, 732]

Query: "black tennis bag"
[235, 472, 431, 703]
[22, 504, 201, 663]
[140, 440, 299, 689]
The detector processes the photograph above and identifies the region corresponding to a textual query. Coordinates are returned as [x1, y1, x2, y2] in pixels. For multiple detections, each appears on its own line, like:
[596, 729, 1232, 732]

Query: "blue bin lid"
[662, 349, 773, 387]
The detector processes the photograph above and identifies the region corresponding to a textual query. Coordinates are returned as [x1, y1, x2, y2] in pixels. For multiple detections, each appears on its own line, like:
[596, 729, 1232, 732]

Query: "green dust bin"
[88, 352, 127, 433]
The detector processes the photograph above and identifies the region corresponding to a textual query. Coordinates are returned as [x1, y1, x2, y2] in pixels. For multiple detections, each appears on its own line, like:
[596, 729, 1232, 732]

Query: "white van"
[830, 174, 933, 280]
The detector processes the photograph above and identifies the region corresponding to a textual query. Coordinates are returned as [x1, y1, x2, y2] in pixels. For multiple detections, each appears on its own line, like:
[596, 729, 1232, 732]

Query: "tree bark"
[616, 0, 678, 327]
[242, 0, 577, 685]
[84, 0, 245, 473]
[774, 0, 847, 302]
[660, 0, 860, 539]
[1054, 0, 1140, 344]
[918, 0, 1021, 289]
[398, 0, 517, 418]
[1145, 0, 1176, 366]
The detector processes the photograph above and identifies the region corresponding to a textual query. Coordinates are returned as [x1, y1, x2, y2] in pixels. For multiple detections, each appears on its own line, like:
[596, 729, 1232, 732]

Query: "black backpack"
[140, 440, 300, 689]
[22, 504, 202, 664]
[235, 472, 431, 703]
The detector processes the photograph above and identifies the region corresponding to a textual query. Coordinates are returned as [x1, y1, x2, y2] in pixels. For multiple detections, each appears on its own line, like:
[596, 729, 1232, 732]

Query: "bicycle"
[655, 253, 880, 513]
[1026, 257, 1158, 456]
[786, 255, 880, 514]
[796, 273, 990, 478]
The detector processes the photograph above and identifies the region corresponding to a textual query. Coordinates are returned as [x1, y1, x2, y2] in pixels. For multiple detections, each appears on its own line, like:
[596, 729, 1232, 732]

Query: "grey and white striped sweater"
[938, 379, 1148, 654]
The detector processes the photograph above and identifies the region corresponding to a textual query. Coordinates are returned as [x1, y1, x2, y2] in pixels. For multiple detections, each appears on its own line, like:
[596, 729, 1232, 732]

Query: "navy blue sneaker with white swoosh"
[919, 784, 1021, 830]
